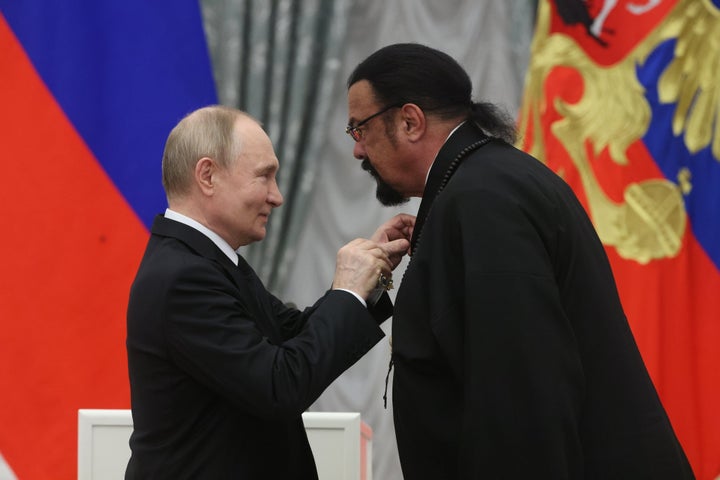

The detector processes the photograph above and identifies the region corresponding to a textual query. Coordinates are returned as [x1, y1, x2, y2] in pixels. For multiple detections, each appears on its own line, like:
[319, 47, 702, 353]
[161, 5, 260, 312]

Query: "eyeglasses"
[345, 104, 401, 142]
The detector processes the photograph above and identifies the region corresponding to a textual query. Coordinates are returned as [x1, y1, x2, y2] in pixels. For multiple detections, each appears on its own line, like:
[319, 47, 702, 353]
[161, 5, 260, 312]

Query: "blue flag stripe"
[638, 39, 720, 271]
[0, 1, 218, 228]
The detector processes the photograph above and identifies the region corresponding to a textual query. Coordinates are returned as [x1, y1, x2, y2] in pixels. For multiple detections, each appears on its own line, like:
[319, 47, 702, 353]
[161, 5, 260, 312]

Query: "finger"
[391, 214, 415, 234]
[344, 238, 380, 252]
[370, 230, 388, 243]
[347, 237, 372, 247]
[395, 213, 416, 227]
[371, 214, 416, 242]
[379, 238, 411, 256]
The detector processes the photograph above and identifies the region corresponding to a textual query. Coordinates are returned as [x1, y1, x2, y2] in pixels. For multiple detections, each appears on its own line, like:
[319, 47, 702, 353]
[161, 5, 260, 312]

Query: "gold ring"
[378, 273, 393, 291]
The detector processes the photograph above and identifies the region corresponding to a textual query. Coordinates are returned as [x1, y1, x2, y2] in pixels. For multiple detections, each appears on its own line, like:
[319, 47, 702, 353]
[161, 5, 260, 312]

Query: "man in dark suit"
[125, 105, 413, 479]
[345, 43, 694, 479]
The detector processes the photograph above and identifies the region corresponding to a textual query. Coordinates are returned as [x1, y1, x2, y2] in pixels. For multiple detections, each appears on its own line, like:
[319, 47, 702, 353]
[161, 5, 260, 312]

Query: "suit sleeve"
[435, 189, 585, 477]
[269, 289, 393, 340]
[162, 262, 385, 420]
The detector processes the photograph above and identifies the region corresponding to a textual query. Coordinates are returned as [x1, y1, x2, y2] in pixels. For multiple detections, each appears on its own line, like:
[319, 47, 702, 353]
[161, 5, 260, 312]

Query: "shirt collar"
[164, 208, 240, 265]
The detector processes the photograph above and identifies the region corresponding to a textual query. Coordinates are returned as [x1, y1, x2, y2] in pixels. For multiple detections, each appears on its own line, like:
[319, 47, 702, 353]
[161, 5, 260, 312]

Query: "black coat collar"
[410, 122, 490, 254]
[150, 214, 261, 277]
[151, 214, 234, 265]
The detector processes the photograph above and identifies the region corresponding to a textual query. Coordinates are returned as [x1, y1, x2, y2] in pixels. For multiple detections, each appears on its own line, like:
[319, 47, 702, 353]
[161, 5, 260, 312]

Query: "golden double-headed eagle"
[518, 0, 719, 264]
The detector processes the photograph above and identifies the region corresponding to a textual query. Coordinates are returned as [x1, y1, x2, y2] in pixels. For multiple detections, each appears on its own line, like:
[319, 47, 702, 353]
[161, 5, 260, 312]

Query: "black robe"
[391, 122, 694, 479]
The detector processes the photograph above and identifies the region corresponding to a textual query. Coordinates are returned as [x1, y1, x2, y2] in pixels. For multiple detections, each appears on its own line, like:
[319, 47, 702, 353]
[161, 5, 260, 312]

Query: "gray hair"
[161, 105, 249, 200]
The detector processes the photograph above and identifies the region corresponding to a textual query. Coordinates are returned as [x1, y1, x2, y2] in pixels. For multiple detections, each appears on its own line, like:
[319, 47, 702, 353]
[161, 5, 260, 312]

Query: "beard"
[361, 158, 409, 207]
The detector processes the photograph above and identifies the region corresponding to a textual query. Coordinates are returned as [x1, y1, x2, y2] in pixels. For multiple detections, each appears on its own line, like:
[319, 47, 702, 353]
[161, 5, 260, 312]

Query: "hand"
[371, 213, 415, 269]
[332, 237, 410, 300]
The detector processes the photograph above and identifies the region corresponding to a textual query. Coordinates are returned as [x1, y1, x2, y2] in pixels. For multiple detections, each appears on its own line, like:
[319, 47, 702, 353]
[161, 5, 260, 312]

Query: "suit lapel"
[151, 215, 283, 342]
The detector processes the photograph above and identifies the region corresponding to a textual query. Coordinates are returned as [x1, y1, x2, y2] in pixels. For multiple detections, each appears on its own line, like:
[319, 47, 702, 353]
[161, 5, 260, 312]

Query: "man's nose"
[269, 181, 283, 207]
[353, 141, 366, 160]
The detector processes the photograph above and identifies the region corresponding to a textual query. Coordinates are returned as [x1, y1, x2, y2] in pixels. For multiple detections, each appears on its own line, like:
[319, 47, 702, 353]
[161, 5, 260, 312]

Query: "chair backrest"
[77, 409, 372, 480]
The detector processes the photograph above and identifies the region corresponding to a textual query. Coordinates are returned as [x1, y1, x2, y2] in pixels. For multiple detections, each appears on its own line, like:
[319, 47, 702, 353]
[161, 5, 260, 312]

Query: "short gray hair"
[161, 105, 248, 200]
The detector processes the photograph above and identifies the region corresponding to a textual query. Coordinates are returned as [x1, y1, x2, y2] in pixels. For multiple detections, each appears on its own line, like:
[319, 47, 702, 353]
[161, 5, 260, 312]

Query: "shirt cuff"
[334, 288, 367, 308]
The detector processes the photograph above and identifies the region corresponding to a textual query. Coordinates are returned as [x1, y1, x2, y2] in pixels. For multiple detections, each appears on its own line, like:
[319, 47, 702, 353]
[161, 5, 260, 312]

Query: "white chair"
[77, 409, 372, 480]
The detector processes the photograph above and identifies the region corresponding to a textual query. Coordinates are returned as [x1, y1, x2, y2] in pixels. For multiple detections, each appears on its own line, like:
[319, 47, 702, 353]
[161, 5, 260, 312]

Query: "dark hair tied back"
[470, 102, 517, 144]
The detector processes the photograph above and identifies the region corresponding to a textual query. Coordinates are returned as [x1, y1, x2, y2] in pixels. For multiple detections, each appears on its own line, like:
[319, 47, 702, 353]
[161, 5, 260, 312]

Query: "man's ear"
[400, 103, 425, 142]
[195, 157, 216, 196]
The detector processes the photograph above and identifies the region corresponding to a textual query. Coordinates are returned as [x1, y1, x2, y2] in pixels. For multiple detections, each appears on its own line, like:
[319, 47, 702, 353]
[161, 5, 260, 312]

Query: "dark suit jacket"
[391, 122, 694, 479]
[125, 215, 391, 479]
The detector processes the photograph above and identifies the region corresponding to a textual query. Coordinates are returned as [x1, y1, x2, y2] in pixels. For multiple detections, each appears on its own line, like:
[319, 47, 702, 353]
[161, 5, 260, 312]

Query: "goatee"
[361, 159, 409, 207]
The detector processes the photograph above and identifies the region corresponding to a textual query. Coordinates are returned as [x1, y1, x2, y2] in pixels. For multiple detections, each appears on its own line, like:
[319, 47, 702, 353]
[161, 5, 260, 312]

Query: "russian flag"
[518, 0, 720, 478]
[0, 1, 216, 478]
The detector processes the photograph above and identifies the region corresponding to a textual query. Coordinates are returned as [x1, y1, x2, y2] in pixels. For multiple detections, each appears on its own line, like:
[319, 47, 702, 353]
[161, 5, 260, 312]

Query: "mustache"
[359, 158, 409, 207]
[361, 158, 380, 178]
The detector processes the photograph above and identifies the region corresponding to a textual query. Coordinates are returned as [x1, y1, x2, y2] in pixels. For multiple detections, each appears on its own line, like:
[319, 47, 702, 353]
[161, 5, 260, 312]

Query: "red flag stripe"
[0, 15, 147, 479]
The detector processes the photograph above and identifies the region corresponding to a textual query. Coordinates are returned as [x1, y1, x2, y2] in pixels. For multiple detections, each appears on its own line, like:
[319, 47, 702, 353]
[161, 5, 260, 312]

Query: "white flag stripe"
[0, 453, 17, 480]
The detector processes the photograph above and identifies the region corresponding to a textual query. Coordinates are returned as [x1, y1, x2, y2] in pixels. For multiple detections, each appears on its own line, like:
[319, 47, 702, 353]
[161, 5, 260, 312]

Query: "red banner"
[519, 1, 720, 478]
